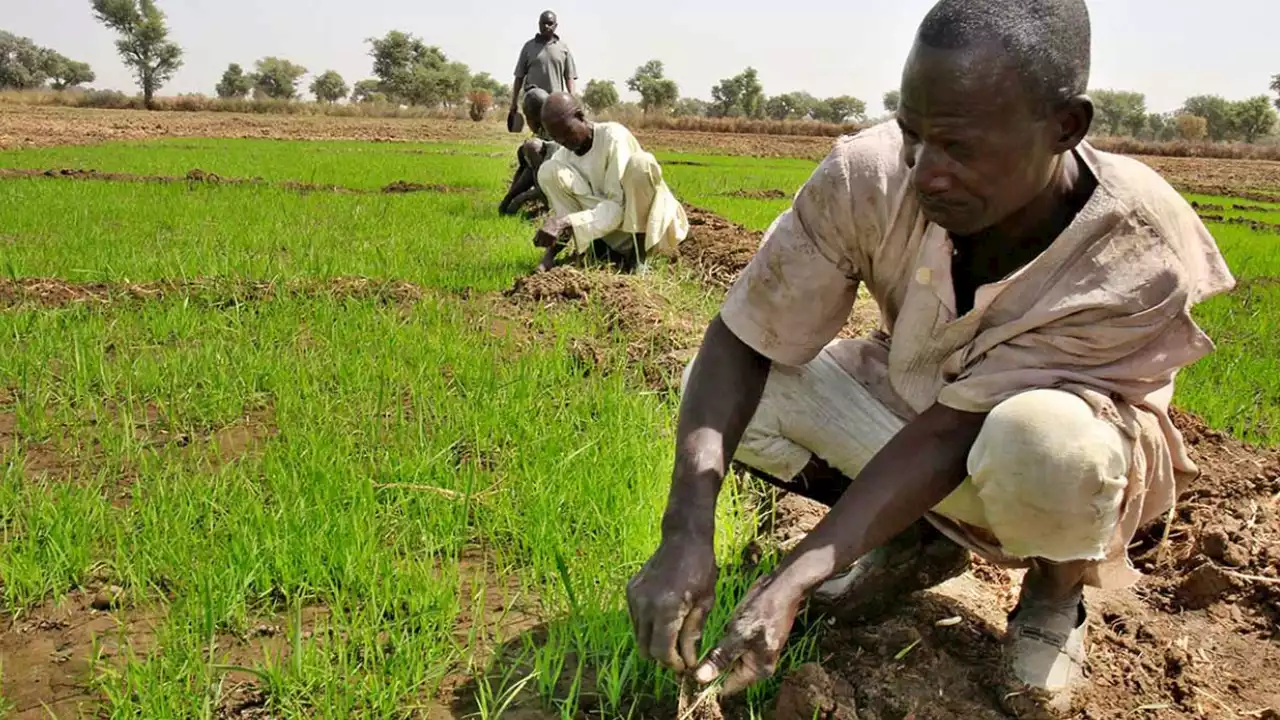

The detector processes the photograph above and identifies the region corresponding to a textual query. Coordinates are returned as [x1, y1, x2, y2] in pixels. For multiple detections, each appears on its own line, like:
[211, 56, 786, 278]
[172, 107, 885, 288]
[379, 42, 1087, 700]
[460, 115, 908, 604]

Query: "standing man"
[532, 93, 689, 273]
[510, 10, 577, 126]
[501, 11, 577, 216]
[625, 0, 1234, 715]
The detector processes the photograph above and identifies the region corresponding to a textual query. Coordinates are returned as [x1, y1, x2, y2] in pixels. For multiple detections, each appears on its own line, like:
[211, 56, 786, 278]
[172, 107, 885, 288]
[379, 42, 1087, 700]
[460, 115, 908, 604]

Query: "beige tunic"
[719, 121, 1236, 587]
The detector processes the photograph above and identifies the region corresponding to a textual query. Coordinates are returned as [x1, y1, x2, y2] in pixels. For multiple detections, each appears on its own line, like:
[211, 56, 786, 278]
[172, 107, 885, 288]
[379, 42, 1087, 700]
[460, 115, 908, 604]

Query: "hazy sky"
[9, 0, 1278, 113]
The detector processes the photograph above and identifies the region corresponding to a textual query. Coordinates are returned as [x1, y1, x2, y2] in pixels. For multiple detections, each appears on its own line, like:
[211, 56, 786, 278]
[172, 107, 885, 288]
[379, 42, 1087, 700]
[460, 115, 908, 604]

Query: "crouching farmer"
[500, 88, 559, 217]
[531, 93, 688, 273]
[624, 0, 1235, 715]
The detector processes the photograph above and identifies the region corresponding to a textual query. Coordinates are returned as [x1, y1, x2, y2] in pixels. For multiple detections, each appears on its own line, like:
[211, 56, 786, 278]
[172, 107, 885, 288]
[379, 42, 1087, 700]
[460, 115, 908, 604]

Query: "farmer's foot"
[808, 520, 971, 623]
[1001, 564, 1088, 718]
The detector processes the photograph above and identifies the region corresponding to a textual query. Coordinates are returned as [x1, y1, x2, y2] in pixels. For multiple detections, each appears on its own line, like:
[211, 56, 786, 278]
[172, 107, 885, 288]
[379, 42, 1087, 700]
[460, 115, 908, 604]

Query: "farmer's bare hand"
[534, 216, 571, 248]
[693, 573, 804, 696]
[626, 537, 718, 672]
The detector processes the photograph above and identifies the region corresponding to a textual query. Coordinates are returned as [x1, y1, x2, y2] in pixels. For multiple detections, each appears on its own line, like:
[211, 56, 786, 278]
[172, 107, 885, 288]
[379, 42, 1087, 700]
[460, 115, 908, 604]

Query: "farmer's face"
[539, 13, 558, 39]
[897, 41, 1060, 235]
[544, 109, 591, 152]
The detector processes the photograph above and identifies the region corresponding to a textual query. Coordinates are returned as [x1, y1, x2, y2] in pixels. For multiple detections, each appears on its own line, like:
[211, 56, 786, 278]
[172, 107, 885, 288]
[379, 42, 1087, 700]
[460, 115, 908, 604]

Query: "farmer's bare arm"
[626, 316, 771, 670]
[511, 75, 524, 115]
[695, 403, 988, 693]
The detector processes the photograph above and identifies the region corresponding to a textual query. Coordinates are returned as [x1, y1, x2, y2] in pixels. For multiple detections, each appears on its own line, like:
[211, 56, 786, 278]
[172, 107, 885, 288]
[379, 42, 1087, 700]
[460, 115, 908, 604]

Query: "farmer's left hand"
[692, 573, 805, 696]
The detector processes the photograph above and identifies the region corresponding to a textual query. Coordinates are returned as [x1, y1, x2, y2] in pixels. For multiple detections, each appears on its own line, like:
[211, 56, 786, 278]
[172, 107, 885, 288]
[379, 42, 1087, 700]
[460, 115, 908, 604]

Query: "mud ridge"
[0, 167, 470, 196]
[1197, 212, 1280, 234]
[724, 188, 789, 200]
[1178, 184, 1280, 205]
[0, 276, 434, 310]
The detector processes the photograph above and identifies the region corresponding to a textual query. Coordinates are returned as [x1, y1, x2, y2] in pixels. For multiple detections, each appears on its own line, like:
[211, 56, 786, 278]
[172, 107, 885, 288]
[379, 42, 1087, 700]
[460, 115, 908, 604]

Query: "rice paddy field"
[1, 108, 1279, 719]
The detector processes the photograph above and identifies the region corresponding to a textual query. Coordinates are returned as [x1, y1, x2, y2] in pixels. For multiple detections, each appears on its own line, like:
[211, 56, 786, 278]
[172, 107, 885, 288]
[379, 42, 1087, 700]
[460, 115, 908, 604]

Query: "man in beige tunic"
[625, 0, 1234, 714]
[532, 93, 689, 272]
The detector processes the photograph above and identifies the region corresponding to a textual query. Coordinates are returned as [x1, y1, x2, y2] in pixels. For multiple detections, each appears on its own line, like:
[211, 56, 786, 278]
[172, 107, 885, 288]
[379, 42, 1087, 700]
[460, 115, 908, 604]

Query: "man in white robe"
[532, 93, 689, 273]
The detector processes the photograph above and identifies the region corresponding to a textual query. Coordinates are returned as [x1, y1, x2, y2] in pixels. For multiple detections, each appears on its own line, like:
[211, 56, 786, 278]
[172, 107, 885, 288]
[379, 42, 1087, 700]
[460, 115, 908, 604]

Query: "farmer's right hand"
[626, 536, 718, 672]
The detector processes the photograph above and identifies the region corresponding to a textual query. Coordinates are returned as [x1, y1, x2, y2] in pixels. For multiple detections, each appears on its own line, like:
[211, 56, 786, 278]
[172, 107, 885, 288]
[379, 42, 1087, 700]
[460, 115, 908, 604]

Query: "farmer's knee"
[538, 158, 580, 195]
[625, 152, 663, 187]
[968, 389, 1130, 562]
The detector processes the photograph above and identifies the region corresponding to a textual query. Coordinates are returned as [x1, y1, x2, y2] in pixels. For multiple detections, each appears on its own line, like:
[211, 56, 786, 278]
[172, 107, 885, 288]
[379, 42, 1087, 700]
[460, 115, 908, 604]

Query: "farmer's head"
[899, 0, 1094, 234]
[523, 87, 550, 135]
[538, 11, 558, 40]
[542, 92, 591, 152]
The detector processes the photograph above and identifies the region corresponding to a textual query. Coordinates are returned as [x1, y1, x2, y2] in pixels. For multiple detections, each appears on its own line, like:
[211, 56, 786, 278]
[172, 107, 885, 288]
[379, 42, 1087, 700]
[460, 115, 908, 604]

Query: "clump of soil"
[678, 675, 726, 720]
[506, 267, 701, 389]
[680, 207, 764, 289]
[380, 180, 459, 194]
[725, 188, 789, 200]
[775, 663, 858, 720]
[1192, 201, 1226, 212]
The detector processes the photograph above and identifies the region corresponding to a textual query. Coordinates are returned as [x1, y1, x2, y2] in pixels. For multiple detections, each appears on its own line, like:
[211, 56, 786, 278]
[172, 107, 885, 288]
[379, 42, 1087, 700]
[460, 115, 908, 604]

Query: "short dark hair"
[917, 0, 1091, 110]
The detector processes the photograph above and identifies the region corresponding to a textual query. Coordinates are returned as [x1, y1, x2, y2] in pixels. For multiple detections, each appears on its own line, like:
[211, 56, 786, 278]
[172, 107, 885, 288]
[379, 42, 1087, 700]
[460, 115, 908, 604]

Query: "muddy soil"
[0, 105, 506, 149]
[1136, 156, 1280, 194]
[769, 409, 1280, 720]
[0, 167, 468, 196]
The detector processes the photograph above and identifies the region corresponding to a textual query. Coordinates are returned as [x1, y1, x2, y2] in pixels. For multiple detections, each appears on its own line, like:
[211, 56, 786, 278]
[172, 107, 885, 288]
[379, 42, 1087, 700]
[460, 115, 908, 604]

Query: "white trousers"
[683, 340, 1133, 564]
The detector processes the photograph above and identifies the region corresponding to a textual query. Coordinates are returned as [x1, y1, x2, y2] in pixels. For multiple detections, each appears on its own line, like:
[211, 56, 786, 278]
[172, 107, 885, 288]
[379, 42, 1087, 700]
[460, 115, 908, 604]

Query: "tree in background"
[1, 32, 96, 91]
[252, 57, 307, 100]
[812, 95, 866, 124]
[1232, 96, 1277, 143]
[351, 79, 384, 103]
[89, 0, 183, 108]
[582, 79, 619, 114]
[366, 31, 473, 107]
[1145, 113, 1174, 142]
[1090, 90, 1146, 136]
[627, 60, 679, 114]
[44, 54, 95, 90]
[470, 72, 509, 106]
[1272, 74, 1280, 111]
[672, 97, 709, 118]
[1174, 115, 1208, 142]
[0, 31, 51, 89]
[467, 89, 492, 121]
[215, 62, 253, 99]
[710, 67, 764, 118]
[1181, 95, 1234, 142]
[883, 90, 901, 114]
[765, 92, 817, 120]
[310, 70, 348, 103]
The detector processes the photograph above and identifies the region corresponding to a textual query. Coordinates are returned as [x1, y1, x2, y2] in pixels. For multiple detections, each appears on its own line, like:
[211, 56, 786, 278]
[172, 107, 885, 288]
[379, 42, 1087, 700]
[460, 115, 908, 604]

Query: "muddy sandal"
[1002, 586, 1087, 718]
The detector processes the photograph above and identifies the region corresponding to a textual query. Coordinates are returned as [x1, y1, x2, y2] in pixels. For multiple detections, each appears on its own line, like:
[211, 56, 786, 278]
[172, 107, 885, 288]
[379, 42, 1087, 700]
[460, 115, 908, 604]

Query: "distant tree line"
[579, 62, 880, 125]
[1091, 89, 1279, 143]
